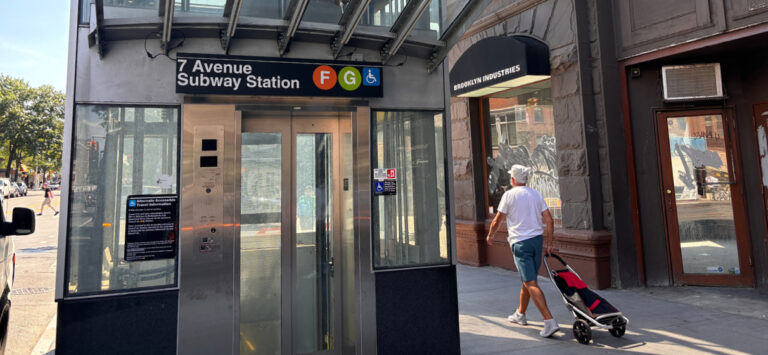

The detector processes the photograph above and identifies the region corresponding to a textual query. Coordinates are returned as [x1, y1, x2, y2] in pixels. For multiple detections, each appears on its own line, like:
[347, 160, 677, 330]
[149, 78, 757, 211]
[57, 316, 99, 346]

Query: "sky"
[0, 1, 70, 92]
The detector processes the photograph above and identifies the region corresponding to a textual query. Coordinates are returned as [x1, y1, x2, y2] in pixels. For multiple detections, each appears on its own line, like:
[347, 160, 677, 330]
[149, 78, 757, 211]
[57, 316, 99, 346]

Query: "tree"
[0, 75, 64, 179]
[26, 85, 65, 174]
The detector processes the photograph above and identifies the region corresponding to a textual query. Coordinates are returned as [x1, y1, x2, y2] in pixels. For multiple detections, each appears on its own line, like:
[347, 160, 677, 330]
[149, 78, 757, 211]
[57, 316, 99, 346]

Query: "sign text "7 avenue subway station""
[176, 53, 383, 98]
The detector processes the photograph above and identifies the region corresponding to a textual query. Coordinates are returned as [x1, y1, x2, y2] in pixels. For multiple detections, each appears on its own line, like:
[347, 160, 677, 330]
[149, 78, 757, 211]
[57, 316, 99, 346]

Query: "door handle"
[666, 189, 672, 195]
[328, 256, 335, 277]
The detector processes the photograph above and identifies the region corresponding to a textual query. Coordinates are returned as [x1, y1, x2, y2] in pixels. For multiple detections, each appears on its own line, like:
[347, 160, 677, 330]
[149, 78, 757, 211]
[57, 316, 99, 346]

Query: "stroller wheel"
[609, 318, 626, 338]
[572, 319, 592, 344]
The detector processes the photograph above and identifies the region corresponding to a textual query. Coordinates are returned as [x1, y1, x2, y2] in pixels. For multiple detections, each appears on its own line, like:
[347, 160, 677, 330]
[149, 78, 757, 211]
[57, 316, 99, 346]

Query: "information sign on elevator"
[124, 194, 178, 262]
[176, 53, 383, 97]
[373, 168, 396, 195]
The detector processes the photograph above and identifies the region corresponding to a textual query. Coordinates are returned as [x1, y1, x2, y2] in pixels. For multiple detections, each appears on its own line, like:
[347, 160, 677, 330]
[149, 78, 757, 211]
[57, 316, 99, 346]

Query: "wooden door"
[656, 109, 754, 286]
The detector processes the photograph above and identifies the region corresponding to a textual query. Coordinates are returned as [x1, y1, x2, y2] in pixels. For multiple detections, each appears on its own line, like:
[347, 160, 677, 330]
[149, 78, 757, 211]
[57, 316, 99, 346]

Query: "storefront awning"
[449, 36, 550, 97]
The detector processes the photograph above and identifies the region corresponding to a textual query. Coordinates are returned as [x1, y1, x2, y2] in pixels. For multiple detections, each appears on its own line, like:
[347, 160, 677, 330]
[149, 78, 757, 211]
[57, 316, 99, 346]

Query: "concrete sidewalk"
[458, 264, 768, 354]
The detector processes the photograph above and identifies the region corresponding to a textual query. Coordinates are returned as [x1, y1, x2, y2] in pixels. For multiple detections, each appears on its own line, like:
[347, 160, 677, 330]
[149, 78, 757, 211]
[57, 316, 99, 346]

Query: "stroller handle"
[545, 253, 568, 267]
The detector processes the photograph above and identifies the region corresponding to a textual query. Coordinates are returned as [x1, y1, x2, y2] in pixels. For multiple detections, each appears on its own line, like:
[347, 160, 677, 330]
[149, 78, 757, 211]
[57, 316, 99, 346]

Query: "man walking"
[486, 164, 559, 337]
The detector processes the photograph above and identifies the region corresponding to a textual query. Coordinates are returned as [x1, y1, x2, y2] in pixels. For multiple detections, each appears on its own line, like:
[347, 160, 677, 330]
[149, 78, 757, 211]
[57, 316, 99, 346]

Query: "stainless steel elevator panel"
[194, 126, 225, 258]
[178, 101, 376, 355]
[178, 104, 238, 355]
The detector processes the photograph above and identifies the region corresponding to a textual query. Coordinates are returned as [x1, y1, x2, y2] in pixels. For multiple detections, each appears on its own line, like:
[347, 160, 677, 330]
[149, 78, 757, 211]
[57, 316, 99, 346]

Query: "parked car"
[15, 183, 27, 197]
[0, 197, 35, 353]
[0, 180, 10, 200]
[7, 184, 19, 199]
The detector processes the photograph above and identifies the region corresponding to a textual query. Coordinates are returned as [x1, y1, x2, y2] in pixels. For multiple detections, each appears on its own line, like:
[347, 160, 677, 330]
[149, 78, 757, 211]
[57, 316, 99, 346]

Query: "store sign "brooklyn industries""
[176, 53, 383, 97]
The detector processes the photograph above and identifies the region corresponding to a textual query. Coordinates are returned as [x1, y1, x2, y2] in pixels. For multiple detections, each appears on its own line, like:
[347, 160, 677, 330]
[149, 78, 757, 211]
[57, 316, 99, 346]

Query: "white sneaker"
[507, 311, 527, 325]
[540, 319, 560, 337]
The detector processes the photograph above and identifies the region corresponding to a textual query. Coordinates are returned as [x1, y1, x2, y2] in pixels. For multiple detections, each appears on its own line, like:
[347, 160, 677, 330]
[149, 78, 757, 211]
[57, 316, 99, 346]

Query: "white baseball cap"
[507, 164, 531, 184]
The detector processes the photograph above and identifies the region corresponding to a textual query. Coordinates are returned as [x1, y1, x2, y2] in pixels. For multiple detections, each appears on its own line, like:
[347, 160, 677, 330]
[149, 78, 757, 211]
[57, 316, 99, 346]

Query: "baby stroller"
[544, 253, 629, 344]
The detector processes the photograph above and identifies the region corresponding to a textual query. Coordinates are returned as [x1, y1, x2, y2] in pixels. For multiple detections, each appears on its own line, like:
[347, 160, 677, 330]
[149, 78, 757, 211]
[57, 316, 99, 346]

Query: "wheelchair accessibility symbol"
[363, 68, 380, 86]
[375, 181, 385, 193]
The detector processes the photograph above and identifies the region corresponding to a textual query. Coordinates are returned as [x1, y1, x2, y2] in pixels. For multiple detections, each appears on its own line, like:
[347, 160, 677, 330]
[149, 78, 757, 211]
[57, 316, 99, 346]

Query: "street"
[3, 190, 59, 355]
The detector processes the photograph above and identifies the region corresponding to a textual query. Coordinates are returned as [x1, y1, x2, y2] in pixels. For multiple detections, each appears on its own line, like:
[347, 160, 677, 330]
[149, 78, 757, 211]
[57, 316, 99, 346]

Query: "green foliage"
[0, 74, 65, 178]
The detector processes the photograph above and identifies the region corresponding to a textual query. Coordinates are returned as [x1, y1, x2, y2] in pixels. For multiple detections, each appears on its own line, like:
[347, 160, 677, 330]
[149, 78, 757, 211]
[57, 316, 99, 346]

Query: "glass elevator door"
[239, 111, 351, 355]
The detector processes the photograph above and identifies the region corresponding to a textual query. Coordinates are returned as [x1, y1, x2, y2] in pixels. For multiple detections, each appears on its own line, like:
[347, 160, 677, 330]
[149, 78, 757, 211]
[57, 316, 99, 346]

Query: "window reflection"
[174, 0, 226, 17]
[372, 111, 449, 269]
[484, 80, 561, 221]
[666, 115, 740, 275]
[67, 105, 178, 295]
[102, 0, 160, 21]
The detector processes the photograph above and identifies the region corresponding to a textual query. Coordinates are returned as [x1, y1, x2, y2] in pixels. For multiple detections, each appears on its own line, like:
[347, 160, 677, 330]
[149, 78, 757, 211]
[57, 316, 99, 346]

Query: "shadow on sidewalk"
[457, 264, 768, 354]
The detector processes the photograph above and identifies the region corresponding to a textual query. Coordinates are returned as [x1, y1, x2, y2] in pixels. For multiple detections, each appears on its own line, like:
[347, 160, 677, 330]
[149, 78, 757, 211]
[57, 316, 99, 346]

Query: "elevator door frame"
[236, 112, 345, 355]
[178, 102, 377, 355]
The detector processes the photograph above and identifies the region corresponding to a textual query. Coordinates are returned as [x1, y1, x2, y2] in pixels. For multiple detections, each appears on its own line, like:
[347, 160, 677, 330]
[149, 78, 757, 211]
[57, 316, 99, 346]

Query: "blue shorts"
[510, 236, 543, 282]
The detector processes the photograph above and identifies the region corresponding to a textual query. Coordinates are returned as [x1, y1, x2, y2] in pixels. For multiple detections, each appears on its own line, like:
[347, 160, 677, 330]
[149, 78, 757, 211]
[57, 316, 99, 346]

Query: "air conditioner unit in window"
[661, 63, 723, 101]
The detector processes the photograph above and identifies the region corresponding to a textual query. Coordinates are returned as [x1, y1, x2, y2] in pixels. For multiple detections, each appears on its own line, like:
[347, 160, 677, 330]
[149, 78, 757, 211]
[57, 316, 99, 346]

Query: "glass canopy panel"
[101, 0, 160, 20]
[240, 0, 289, 19]
[408, 0, 440, 40]
[360, 0, 409, 27]
[441, 0, 469, 33]
[175, 0, 226, 17]
[302, 0, 348, 24]
[359, 0, 442, 39]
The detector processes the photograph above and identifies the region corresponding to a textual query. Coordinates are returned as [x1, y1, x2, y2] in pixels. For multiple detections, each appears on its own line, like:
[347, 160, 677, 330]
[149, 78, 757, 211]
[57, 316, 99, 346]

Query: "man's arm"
[542, 209, 554, 254]
[486, 211, 506, 245]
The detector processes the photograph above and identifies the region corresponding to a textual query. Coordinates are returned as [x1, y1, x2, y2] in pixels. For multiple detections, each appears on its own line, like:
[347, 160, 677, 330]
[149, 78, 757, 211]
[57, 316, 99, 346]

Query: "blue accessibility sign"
[128, 200, 137, 207]
[373, 180, 396, 196]
[363, 68, 380, 86]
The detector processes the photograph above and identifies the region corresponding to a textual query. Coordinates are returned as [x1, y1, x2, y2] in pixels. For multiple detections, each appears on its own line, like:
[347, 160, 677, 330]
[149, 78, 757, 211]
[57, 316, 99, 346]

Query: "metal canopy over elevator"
[85, 0, 491, 69]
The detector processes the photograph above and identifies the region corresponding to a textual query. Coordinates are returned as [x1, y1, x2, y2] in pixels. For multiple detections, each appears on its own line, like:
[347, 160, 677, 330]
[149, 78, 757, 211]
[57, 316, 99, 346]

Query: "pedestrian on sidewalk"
[38, 183, 59, 216]
[486, 164, 559, 337]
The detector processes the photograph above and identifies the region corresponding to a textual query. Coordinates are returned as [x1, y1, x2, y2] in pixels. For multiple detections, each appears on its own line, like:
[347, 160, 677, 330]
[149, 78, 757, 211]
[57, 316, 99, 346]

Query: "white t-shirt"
[497, 186, 549, 244]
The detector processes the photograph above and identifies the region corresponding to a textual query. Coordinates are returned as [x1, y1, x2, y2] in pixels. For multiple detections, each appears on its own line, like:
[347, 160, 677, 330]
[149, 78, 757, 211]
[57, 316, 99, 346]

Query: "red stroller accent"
[544, 253, 629, 344]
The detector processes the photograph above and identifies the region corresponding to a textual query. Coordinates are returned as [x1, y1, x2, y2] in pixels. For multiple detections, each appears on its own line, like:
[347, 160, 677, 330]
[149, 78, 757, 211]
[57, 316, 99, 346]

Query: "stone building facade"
[448, 0, 768, 289]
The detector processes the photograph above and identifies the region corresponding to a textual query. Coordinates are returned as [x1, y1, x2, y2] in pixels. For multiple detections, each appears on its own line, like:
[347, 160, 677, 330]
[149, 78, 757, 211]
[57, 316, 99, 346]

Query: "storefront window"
[66, 105, 179, 295]
[484, 80, 561, 221]
[372, 111, 450, 269]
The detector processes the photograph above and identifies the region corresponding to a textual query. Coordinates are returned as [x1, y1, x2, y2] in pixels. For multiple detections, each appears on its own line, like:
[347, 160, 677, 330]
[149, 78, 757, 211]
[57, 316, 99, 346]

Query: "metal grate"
[11, 288, 53, 296]
[662, 63, 722, 100]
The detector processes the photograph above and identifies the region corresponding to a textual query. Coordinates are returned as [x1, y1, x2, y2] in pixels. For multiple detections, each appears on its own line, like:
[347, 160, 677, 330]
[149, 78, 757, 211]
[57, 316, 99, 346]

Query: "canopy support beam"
[278, 0, 309, 56]
[381, 0, 432, 64]
[221, 0, 244, 52]
[331, 0, 371, 58]
[159, 0, 175, 54]
[88, 0, 105, 58]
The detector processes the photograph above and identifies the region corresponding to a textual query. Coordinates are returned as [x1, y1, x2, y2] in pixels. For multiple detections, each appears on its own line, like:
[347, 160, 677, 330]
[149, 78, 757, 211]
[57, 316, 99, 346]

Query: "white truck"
[0, 197, 35, 353]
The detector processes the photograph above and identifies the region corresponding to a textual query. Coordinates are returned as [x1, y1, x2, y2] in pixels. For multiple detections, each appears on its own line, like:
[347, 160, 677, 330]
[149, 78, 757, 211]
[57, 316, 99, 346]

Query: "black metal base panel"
[56, 290, 178, 355]
[376, 266, 460, 355]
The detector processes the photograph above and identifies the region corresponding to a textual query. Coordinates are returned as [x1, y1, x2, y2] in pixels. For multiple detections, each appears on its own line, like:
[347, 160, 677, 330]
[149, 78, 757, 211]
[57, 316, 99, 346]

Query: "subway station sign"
[176, 53, 383, 97]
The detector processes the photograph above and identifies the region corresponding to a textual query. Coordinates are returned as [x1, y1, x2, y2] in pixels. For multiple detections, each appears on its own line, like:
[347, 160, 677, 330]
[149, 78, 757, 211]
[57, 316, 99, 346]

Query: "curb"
[31, 314, 56, 355]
